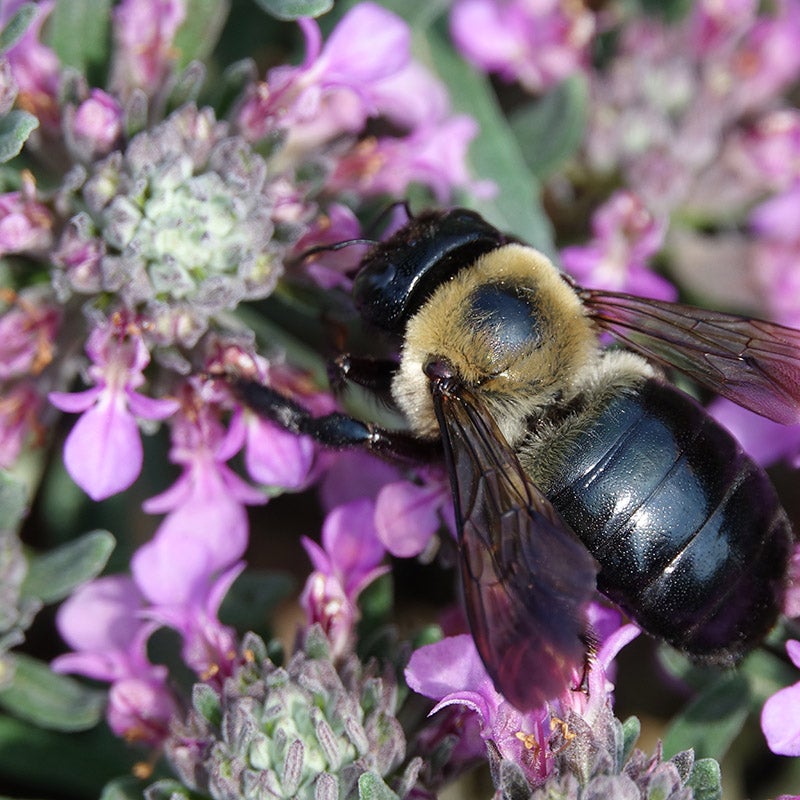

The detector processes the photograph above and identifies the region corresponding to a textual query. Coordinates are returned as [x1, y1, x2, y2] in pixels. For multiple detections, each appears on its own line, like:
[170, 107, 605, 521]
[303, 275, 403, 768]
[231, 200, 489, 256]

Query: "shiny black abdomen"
[546, 379, 793, 663]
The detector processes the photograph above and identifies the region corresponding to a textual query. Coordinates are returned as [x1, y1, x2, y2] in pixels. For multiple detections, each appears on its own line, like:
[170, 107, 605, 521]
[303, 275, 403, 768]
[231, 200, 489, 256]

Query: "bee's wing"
[580, 289, 800, 425]
[432, 382, 598, 711]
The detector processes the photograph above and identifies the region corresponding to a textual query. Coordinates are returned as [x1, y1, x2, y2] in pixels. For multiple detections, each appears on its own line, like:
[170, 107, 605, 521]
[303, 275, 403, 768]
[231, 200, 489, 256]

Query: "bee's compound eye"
[467, 283, 542, 354]
[352, 257, 404, 330]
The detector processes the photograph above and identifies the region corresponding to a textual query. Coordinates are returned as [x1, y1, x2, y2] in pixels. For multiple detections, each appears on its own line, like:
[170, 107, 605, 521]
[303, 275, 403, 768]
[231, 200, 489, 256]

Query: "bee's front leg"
[327, 354, 398, 397]
[233, 379, 437, 464]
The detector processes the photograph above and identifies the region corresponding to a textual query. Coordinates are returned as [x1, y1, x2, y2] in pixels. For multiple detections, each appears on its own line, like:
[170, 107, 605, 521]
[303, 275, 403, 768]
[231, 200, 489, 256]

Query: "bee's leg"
[327, 354, 397, 397]
[233, 379, 437, 464]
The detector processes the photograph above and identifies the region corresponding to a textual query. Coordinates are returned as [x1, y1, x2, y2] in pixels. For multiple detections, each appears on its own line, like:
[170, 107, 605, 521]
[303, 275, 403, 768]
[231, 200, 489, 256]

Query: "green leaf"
[0, 471, 28, 530]
[45, 0, 111, 76]
[22, 529, 115, 604]
[620, 715, 641, 765]
[0, 714, 134, 796]
[100, 776, 153, 800]
[0, 2, 37, 53]
[173, 0, 231, 68]
[420, 23, 556, 256]
[662, 671, 751, 761]
[686, 758, 723, 800]
[192, 683, 222, 727]
[218, 569, 294, 633]
[140, 779, 196, 800]
[509, 75, 588, 180]
[253, 0, 333, 21]
[358, 771, 401, 800]
[0, 110, 38, 164]
[0, 653, 104, 731]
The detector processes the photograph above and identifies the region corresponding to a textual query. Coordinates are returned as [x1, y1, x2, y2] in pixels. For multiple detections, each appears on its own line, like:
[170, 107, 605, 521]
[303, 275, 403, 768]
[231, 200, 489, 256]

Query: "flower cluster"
[1, 0, 482, 770]
[150, 628, 420, 800]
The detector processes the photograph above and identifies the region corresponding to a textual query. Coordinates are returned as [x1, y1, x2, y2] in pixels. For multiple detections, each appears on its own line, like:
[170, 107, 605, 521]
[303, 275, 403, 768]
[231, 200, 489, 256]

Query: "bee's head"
[352, 208, 507, 335]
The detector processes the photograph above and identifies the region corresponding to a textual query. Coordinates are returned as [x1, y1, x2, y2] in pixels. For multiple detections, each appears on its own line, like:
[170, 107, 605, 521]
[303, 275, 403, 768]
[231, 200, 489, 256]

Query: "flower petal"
[62, 390, 143, 500]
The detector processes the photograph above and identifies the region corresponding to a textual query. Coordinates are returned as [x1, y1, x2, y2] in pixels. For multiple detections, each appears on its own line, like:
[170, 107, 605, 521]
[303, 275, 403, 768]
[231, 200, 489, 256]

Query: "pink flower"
[722, 0, 800, 114]
[52, 575, 178, 745]
[49, 316, 179, 500]
[110, 0, 186, 96]
[133, 393, 265, 606]
[405, 617, 639, 786]
[733, 110, 800, 191]
[560, 190, 676, 300]
[300, 498, 388, 657]
[68, 89, 124, 158]
[328, 116, 491, 202]
[141, 563, 242, 684]
[749, 184, 800, 328]
[450, 0, 595, 93]
[711, 397, 800, 468]
[406, 633, 555, 784]
[2, 0, 60, 127]
[375, 471, 453, 558]
[0, 381, 42, 468]
[0, 183, 54, 258]
[292, 203, 366, 290]
[0, 290, 60, 380]
[762, 640, 800, 755]
[238, 3, 410, 145]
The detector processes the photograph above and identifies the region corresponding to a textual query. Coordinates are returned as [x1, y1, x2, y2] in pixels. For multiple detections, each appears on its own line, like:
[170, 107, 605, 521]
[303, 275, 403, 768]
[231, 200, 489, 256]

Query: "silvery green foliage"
[0, 529, 40, 689]
[53, 103, 293, 348]
[0, 474, 38, 690]
[150, 627, 421, 800]
[492, 704, 721, 800]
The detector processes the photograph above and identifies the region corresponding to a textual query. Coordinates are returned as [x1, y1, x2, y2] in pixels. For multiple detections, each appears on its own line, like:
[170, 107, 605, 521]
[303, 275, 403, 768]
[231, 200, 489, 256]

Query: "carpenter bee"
[236, 207, 799, 711]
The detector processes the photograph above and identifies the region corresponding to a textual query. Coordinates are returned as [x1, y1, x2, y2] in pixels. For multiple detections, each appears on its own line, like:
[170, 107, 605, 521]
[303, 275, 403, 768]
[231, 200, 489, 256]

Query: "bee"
[236, 207, 799, 711]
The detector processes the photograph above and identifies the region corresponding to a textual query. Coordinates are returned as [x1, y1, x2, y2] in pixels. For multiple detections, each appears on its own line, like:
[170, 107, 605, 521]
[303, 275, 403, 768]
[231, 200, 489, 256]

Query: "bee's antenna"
[367, 199, 414, 232]
[296, 238, 379, 264]
[294, 200, 414, 265]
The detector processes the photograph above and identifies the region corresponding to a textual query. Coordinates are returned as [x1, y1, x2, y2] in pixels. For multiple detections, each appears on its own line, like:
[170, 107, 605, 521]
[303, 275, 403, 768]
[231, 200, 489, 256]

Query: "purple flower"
[0, 381, 42, 468]
[328, 116, 492, 202]
[0, 182, 54, 258]
[231, 365, 337, 491]
[405, 613, 639, 786]
[784, 545, 800, 619]
[0, 289, 60, 380]
[292, 203, 366, 290]
[52, 575, 178, 744]
[68, 89, 124, 158]
[749, 184, 800, 329]
[49, 316, 179, 500]
[762, 640, 800, 755]
[688, 0, 758, 51]
[109, 0, 186, 96]
[450, 0, 596, 93]
[406, 633, 554, 784]
[300, 498, 388, 657]
[133, 392, 265, 606]
[318, 450, 402, 511]
[560, 190, 676, 300]
[375, 470, 453, 558]
[141, 563, 242, 683]
[734, 110, 800, 191]
[237, 3, 410, 146]
[2, 0, 60, 127]
[711, 397, 800, 468]
[721, 0, 800, 114]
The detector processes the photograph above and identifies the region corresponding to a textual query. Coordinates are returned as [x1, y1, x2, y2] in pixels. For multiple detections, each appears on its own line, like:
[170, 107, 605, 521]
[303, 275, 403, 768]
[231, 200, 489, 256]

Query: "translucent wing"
[431, 379, 598, 711]
[580, 289, 800, 424]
